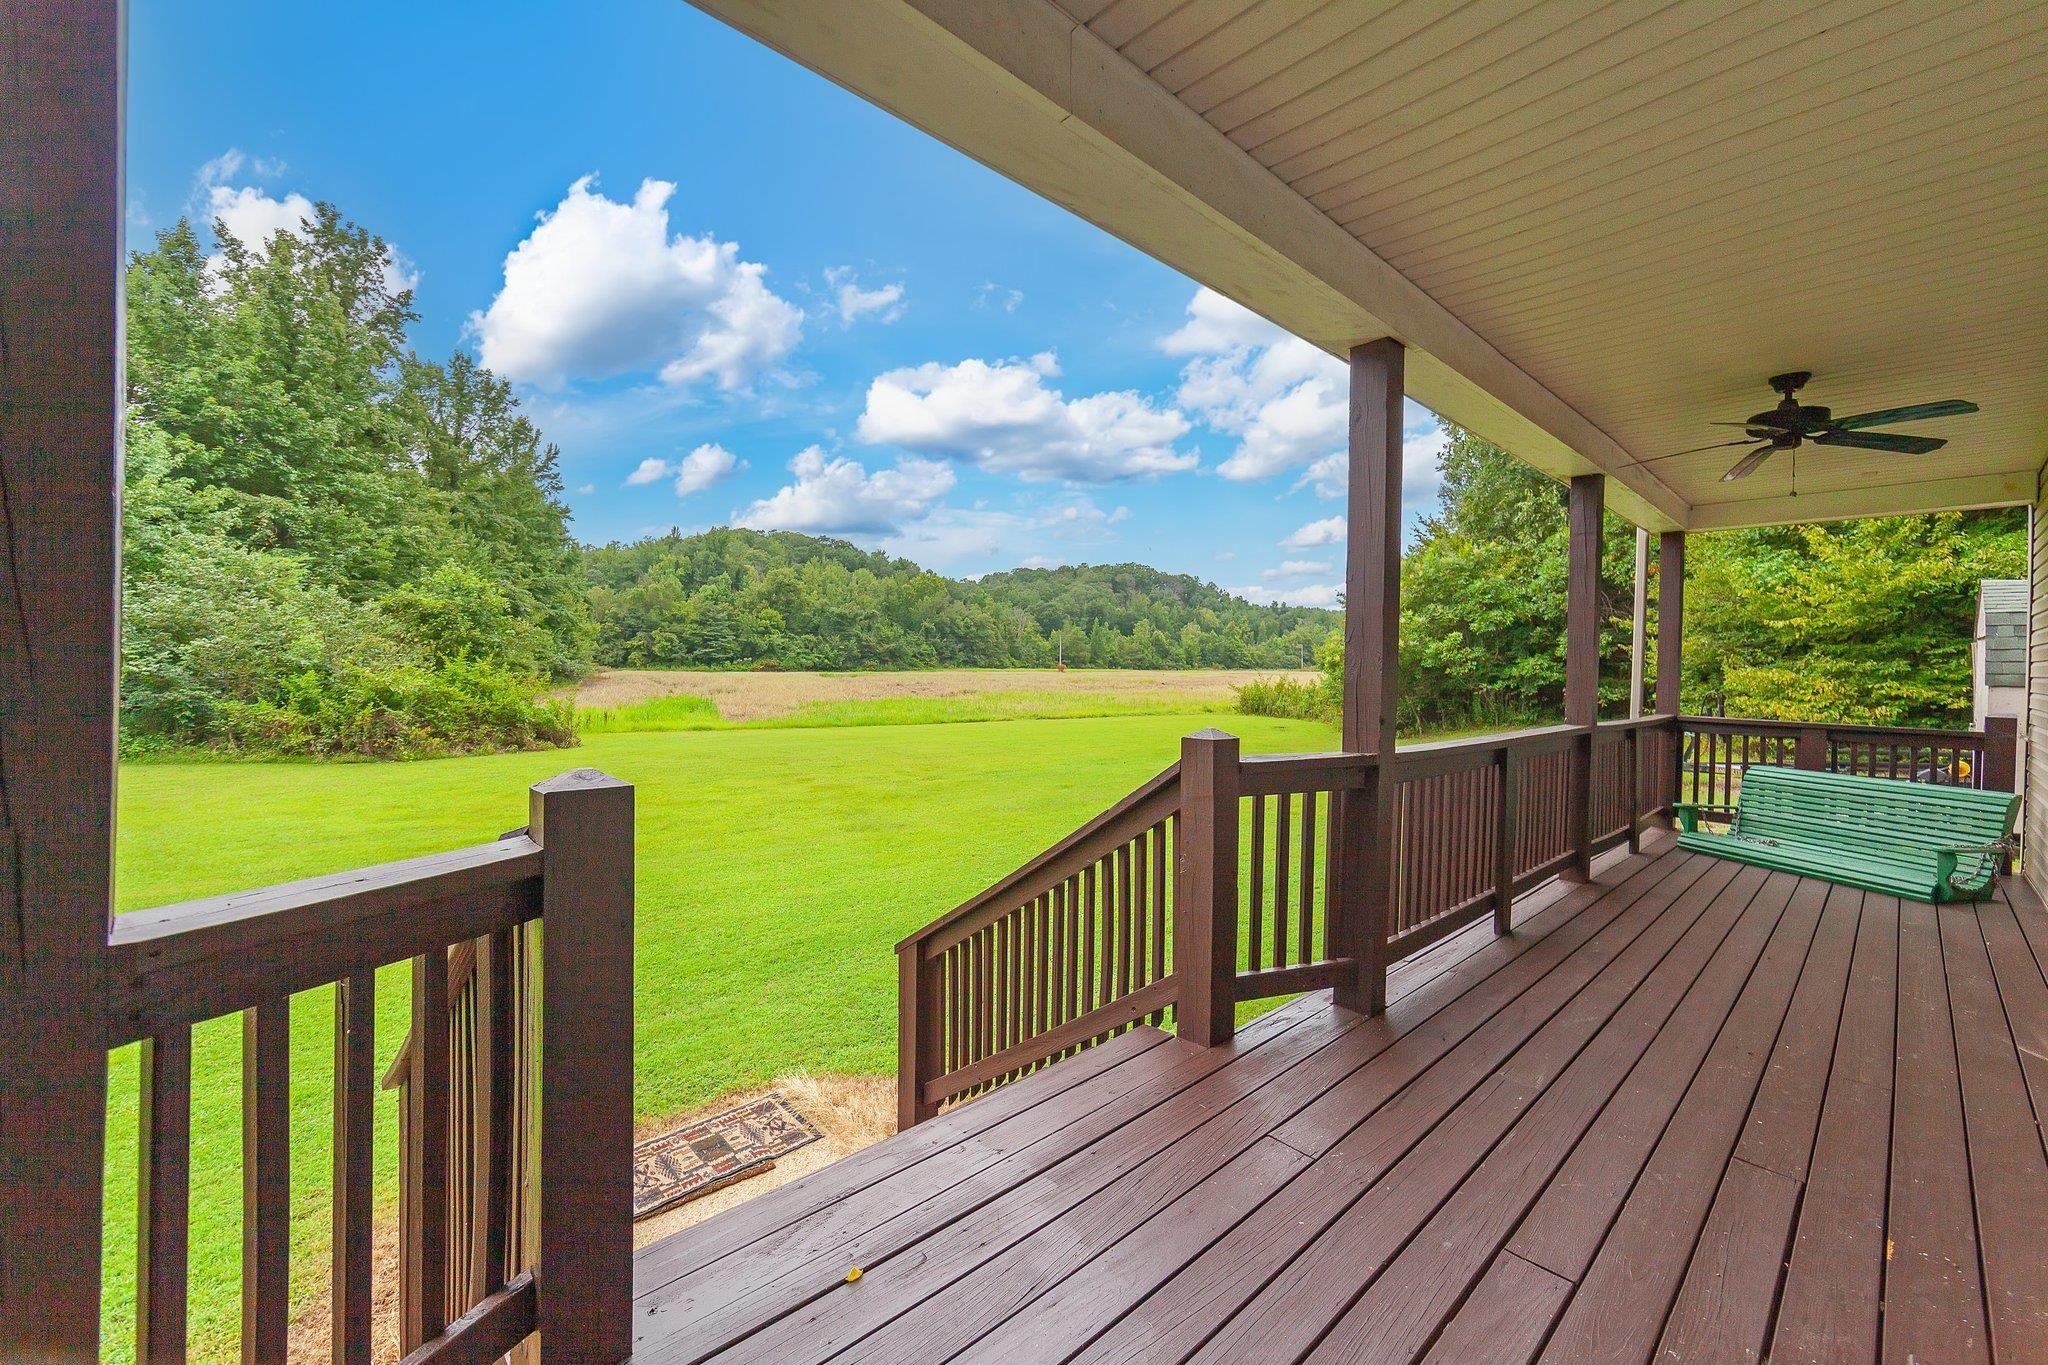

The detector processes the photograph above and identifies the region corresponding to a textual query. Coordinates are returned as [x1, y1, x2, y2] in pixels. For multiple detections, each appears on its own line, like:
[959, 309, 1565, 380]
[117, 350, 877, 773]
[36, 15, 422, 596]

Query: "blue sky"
[127, 0, 1446, 606]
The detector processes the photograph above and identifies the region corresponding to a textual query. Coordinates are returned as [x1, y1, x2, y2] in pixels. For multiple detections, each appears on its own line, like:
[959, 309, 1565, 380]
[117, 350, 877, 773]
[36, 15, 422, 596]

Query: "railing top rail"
[1597, 712, 1681, 732]
[1393, 722, 1581, 764]
[898, 760, 1181, 955]
[106, 836, 545, 1046]
[1678, 714, 1988, 743]
[111, 835, 542, 954]
[1239, 751, 1374, 795]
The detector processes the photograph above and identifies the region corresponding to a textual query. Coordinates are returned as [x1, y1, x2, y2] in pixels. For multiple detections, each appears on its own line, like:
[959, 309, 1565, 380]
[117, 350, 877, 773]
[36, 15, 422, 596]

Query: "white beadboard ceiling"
[692, 0, 2048, 530]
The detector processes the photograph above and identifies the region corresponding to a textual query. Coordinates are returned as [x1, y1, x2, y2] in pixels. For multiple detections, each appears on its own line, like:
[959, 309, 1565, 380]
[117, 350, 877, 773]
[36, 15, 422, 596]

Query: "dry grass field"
[572, 667, 1319, 720]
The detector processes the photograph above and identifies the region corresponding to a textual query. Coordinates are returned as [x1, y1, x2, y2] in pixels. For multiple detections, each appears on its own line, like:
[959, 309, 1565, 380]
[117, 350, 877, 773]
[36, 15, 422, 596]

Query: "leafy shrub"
[1236, 676, 1338, 723]
[121, 424, 573, 759]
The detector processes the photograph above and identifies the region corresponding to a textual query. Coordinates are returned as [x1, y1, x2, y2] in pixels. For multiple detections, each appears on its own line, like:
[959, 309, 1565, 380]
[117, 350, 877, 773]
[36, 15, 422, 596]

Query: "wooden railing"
[106, 768, 633, 1364]
[1232, 749, 1371, 1002]
[900, 709, 2015, 1123]
[384, 925, 540, 1359]
[894, 760, 1182, 1126]
[1678, 714, 2018, 808]
[898, 719, 1680, 1125]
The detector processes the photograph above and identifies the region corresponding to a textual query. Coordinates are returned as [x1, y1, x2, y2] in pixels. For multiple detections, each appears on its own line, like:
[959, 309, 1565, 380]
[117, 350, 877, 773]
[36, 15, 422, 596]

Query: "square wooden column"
[1337, 338, 1403, 1015]
[1656, 531, 1685, 715]
[0, 3, 123, 1356]
[1563, 474, 1604, 881]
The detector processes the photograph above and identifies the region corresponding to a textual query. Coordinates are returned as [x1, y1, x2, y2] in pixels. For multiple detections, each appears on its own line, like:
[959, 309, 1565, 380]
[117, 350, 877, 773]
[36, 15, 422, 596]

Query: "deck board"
[631, 835, 2048, 1364]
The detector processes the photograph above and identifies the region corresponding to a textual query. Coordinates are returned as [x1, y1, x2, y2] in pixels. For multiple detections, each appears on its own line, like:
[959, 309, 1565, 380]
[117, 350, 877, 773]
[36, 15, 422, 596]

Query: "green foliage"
[1396, 426, 1636, 727]
[583, 528, 1335, 671]
[122, 203, 590, 757]
[1684, 512, 2024, 726]
[1237, 628, 1344, 722]
[572, 688, 1235, 734]
[1235, 676, 1336, 722]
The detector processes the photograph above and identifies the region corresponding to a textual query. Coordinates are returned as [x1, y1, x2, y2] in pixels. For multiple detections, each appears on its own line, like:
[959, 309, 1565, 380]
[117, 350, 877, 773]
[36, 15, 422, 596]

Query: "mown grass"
[102, 709, 1338, 1360]
[573, 688, 1235, 733]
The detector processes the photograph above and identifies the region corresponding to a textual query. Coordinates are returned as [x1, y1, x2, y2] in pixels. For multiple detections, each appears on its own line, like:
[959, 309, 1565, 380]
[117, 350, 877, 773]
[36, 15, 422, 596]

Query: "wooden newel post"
[531, 769, 635, 1362]
[1176, 730, 1240, 1047]
[1984, 715, 2019, 794]
[1794, 727, 1830, 771]
[897, 944, 940, 1130]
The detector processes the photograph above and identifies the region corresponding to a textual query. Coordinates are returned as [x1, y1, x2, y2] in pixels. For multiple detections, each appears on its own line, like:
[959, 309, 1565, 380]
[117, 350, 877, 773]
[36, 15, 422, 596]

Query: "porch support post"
[1629, 528, 1649, 719]
[1338, 338, 1403, 1013]
[1564, 474, 1604, 881]
[1656, 532, 1685, 715]
[0, 3, 123, 1354]
[1657, 531, 1686, 815]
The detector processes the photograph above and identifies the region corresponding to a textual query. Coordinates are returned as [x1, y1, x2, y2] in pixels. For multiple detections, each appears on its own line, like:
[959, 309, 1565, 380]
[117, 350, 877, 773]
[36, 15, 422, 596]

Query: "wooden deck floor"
[629, 832, 2048, 1363]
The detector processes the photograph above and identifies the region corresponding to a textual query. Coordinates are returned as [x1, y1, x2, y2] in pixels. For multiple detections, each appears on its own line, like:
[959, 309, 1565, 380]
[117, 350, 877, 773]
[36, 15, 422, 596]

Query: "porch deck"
[629, 832, 2048, 1363]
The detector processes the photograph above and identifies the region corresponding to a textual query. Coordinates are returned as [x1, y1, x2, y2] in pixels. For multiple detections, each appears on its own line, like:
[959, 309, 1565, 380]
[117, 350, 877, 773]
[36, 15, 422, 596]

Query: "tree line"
[584, 530, 1335, 672]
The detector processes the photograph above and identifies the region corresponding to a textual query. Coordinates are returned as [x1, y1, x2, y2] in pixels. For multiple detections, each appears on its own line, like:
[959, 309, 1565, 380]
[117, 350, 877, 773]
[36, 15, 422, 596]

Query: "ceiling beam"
[687, 0, 1693, 531]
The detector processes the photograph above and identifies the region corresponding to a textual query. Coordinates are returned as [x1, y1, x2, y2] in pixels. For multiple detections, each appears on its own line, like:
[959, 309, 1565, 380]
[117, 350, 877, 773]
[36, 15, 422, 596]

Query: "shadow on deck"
[628, 832, 2048, 1363]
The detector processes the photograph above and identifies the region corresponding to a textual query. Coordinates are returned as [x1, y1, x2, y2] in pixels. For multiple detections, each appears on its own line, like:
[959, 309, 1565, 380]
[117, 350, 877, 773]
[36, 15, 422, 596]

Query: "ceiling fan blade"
[1814, 429, 1946, 455]
[1722, 446, 1776, 482]
[1830, 399, 1978, 430]
[1644, 437, 1769, 462]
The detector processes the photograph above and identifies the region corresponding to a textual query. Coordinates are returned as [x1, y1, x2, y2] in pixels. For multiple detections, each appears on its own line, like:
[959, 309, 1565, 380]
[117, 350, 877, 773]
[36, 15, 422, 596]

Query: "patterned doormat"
[633, 1092, 824, 1219]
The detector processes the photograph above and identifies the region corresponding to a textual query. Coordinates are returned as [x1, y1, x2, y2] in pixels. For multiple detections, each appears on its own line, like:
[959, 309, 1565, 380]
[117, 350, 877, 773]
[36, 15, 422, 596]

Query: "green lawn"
[102, 711, 1337, 1360]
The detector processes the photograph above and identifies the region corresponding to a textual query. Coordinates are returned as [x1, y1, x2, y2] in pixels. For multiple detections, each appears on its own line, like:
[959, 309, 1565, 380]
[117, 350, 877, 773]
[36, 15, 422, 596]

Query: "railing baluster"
[1298, 788, 1318, 967]
[242, 996, 290, 1365]
[333, 971, 375, 1363]
[1151, 820, 1169, 1026]
[1494, 748, 1516, 932]
[1116, 845, 1134, 1006]
[1273, 793, 1292, 967]
[405, 951, 450, 1350]
[138, 1026, 191, 1365]
[1247, 795, 1265, 972]
[480, 932, 516, 1297]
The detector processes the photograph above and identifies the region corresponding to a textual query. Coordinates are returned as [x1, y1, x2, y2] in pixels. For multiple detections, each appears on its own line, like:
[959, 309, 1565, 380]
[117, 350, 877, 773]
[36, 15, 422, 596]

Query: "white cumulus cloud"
[201, 169, 418, 297]
[626, 443, 745, 496]
[1163, 288, 1448, 510]
[1296, 421, 1449, 509]
[1233, 583, 1344, 609]
[826, 267, 905, 326]
[1264, 559, 1333, 579]
[736, 446, 954, 535]
[625, 457, 672, 486]
[1165, 289, 1346, 483]
[1283, 516, 1346, 549]
[470, 176, 802, 392]
[674, 442, 744, 495]
[856, 353, 1193, 482]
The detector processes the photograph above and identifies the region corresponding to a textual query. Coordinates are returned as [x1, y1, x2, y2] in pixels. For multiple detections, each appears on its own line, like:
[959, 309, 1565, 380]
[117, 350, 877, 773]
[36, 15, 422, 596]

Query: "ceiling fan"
[1663, 372, 1978, 482]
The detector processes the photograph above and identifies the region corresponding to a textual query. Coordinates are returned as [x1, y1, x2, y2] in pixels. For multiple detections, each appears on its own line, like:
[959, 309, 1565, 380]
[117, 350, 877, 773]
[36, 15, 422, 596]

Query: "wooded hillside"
[582, 530, 1335, 671]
